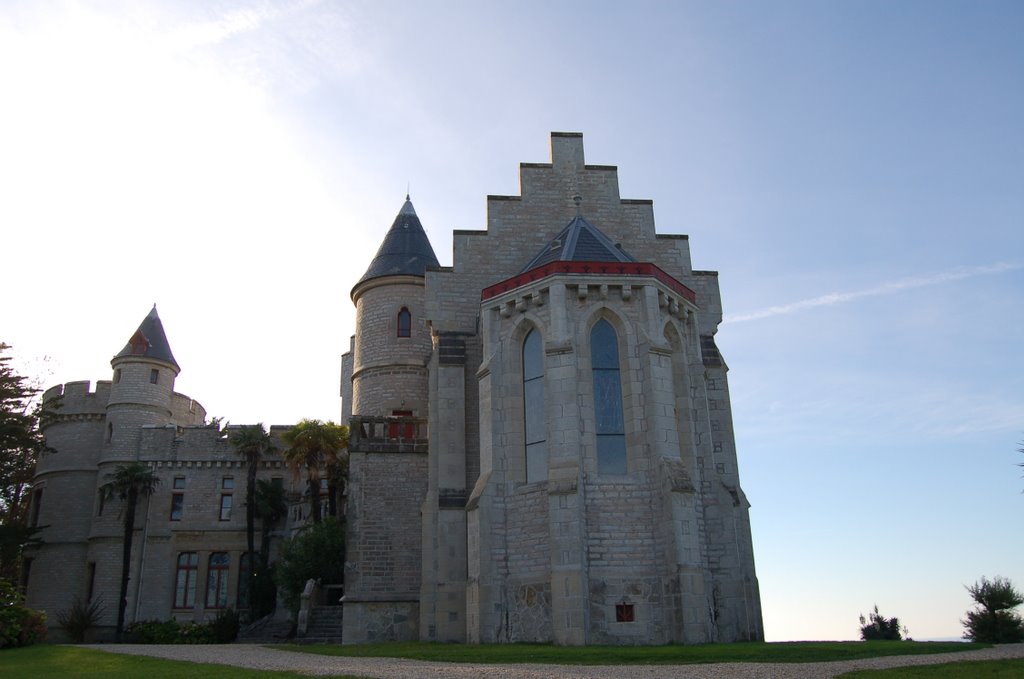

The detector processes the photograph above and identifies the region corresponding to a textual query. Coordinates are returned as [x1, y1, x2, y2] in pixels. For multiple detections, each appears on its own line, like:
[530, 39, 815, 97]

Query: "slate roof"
[113, 305, 179, 370]
[519, 214, 636, 273]
[355, 196, 440, 289]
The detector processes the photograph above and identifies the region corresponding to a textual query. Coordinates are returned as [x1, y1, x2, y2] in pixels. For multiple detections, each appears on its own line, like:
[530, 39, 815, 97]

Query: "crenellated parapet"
[42, 380, 112, 418]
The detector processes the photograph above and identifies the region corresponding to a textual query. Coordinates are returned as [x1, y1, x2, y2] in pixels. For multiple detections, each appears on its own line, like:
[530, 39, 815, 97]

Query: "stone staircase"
[296, 605, 344, 644]
[236, 614, 294, 643]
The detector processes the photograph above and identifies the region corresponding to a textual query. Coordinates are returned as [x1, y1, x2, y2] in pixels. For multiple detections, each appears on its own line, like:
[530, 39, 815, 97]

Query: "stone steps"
[297, 605, 344, 644]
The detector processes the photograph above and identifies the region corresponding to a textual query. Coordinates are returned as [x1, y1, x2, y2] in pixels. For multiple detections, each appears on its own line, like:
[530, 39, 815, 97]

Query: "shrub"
[56, 597, 105, 643]
[209, 607, 239, 643]
[126, 619, 181, 644]
[0, 578, 47, 648]
[963, 575, 1024, 643]
[859, 605, 903, 641]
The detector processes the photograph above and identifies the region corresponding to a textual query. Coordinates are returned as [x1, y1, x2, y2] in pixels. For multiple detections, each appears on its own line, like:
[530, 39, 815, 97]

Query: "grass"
[271, 640, 988, 665]
[839, 658, 1024, 677]
[0, 645, 368, 679]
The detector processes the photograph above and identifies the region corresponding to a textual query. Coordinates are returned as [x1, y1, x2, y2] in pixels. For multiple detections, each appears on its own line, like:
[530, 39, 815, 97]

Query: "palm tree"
[227, 424, 276, 617]
[282, 419, 348, 523]
[246, 478, 288, 618]
[100, 462, 159, 642]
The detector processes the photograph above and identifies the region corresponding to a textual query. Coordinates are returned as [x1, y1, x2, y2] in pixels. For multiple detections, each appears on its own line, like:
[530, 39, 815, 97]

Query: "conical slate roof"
[113, 305, 179, 370]
[519, 214, 636, 273]
[355, 196, 440, 290]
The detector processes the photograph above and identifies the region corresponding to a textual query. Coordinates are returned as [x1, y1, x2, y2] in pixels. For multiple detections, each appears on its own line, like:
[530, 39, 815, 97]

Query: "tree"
[0, 343, 50, 582]
[101, 462, 160, 642]
[859, 605, 903, 640]
[282, 419, 348, 523]
[963, 576, 1024, 643]
[274, 517, 345, 612]
[248, 478, 288, 619]
[227, 424, 276, 617]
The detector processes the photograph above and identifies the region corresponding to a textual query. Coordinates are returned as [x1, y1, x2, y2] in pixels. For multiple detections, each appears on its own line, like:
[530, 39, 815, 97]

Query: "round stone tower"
[103, 305, 180, 461]
[349, 195, 439, 419]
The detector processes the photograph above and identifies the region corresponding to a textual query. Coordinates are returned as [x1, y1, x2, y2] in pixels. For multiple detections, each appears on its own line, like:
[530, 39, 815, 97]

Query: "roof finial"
[573, 193, 583, 217]
[406, 181, 410, 202]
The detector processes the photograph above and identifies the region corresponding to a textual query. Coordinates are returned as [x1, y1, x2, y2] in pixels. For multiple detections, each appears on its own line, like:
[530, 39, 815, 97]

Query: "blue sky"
[1, 1, 1021, 642]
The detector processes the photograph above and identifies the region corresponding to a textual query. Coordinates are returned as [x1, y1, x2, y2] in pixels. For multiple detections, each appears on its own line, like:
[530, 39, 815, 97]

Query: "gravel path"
[83, 642, 1024, 678]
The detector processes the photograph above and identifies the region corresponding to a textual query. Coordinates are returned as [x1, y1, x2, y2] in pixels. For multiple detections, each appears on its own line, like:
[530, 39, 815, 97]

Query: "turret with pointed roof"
[352, 195, 440, 299]
[113, 305, 179, 371]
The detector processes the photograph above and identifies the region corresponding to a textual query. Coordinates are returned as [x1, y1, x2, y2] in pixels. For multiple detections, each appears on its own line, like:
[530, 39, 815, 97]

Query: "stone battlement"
[43, 380, 112, 414]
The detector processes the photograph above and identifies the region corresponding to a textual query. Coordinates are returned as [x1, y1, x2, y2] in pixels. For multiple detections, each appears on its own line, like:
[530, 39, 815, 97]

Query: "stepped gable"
[518, 212, 636, 274]
[354, 195, 440, 294]
[113, 305, 179, 370]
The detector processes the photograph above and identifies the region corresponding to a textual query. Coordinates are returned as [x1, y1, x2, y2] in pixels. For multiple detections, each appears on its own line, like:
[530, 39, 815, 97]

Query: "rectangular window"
[388, 410, 414, 439]
[30, 488, 42, 526]
[149, 368, 159, 384]
[174, 552, 198, 608]
[173, 477, 186, 490]
[221, 477, 234, 490]
[219, 494, 232, 521]
[205, 552, 230, 609]
[86, 562, 96, 602]
[271, 477, 284, 490]
[113, 368, 121, 383]
[616, 603, 635, 622]
[170, 493, 184, 521]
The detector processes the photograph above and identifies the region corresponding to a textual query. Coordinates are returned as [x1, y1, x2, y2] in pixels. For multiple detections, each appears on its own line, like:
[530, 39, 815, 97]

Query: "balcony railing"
[348, 416, 428, 454]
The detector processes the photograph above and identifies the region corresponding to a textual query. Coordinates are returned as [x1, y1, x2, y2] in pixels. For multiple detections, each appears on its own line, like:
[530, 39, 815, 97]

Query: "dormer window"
[397, 307, 412, 338]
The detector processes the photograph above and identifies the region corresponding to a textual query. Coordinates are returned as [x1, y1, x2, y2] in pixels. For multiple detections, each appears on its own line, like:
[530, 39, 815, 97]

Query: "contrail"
[725, 261, 1023, 324]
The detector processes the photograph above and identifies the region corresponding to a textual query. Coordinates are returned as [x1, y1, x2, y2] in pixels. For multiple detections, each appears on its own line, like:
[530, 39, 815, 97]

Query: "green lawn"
[0, 646, 367, 679]
[839, 658, 1024, 677]
[272, 640, 986, 665]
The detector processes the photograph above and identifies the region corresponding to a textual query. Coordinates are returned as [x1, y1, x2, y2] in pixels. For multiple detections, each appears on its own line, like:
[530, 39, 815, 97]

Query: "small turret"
[349, 197, 438, 418]
[105, 306, 179, 460]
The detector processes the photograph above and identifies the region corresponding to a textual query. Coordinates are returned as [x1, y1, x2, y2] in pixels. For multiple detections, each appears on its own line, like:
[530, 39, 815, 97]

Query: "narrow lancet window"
[397, 307, 412, 337]
[522, 328, 547, 482]
[591, 319, 627, 474]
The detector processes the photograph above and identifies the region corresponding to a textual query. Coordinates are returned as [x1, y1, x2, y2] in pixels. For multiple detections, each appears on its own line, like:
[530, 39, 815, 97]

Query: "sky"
[1, 0, 1022, 643]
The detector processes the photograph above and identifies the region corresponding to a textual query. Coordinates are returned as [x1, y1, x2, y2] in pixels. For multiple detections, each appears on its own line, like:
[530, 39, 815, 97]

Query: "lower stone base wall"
[342, 601, 419, 644]
[508, 581, 552, 642]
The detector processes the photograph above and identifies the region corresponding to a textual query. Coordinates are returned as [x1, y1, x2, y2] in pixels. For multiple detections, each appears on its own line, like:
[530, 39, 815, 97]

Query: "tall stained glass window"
[174, 552, 198, 608]
[206, 552, 230, 609]
[591, 319, 627, 474]
[523, 328, 547, 482]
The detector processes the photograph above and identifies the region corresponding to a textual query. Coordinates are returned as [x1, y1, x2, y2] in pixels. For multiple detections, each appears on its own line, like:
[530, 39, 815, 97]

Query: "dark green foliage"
[56, 596, 105, 643]
[0, 577, 47, 648]
[0, 343, 51, 582]
[860, 605, 903, 641]
[275, 517, 345, 612]
[209, 607, 240, 643]
[126, 612, 238, 645]
[963, 576, 1024, 643]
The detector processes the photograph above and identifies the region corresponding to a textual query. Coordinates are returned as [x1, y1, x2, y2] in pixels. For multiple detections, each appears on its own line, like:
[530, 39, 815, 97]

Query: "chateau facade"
[26, 132, 762, 645]
[341, 133, 762, 644]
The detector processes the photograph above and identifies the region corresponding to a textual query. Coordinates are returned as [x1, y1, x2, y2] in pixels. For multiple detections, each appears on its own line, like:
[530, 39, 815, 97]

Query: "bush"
[56, 597, 105, 643]
[275, 517, 345, 612]
[126, 619, 181, 644]
[209, 607, 239, 643]
[125, 609, 239, 644]
[859, 605, 903, 641]
[0, 578, 47, 648]
[963, 575, 1024, 643]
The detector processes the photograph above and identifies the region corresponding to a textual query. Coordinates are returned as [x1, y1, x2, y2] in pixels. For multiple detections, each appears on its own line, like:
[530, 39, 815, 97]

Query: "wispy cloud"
[725, 261, 1024, 324]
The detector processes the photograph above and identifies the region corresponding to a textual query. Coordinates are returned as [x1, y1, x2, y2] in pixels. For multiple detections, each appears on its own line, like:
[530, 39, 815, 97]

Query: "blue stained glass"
[523, 328, 547, 482]
[591, 319, 626, 474]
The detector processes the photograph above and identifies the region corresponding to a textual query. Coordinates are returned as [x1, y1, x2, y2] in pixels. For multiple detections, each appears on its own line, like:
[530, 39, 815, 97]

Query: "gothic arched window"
[591, 319, 627, 474]
[523, 328, 547, 482]
[397, 307, 412, 337]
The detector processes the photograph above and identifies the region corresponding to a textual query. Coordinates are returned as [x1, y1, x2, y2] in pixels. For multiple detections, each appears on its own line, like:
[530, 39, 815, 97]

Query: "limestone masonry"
[27, 132, 762, 645]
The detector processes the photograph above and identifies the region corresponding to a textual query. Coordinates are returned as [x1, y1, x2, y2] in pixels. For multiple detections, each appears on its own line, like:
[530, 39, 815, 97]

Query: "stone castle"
[26, 132, 763, 645]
